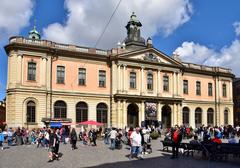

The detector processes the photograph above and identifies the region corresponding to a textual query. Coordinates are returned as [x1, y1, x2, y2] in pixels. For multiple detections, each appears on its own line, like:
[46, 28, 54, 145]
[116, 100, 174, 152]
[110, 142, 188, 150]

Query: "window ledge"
[24, 122, 38, 125]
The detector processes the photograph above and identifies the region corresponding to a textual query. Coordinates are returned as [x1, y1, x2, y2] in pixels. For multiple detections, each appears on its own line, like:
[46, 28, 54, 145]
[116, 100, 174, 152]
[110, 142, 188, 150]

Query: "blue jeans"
[131, 146, 142, 157]
[8, 137, 13, 146]
[104, 136, 109, 144]
[110, 139, 115, 150]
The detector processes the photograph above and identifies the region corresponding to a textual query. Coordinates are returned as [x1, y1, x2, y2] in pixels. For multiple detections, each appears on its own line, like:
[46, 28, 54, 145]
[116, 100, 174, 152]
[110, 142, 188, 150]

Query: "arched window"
[96, 103, 108, 124]
[182, 107, 189, 126]
[27, 101, 36, 122]
[147, 73, 153, 90]
[54, 101, 67, 118]
[207, 108, 214, 126]
[76, 102, 88, 122]
[224, 109, 228, 125]
[195, 107, 202, 128]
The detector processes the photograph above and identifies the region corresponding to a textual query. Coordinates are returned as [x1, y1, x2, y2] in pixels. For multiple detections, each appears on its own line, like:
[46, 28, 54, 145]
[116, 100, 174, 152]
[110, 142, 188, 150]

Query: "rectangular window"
[196, 81, 201, 95]
[183, 80, 188, 94]
[208, 83, 213, 96]
[57, 66, 65, 84]
[130, 72, 136, 89]
[147, 73, 153, 90]
[27, 62, 36, 81]
[78, 68, 86, 85]
[163, 76, 169, 91]
[99, 70, 106, 87]
[223, 84, 227, 97]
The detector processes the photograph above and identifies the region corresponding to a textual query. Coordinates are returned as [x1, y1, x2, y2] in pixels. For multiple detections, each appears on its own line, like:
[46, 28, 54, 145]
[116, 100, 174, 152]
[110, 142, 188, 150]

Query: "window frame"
[183, 80, 188, 94]
[78, 68, 86, 86]
[27, 101, 36, 123]
[163, 75, 169, 92]
[208, 83, 213, 96]
[196, 81, 201, 95]
[222, 83, 227, 97]
[27, 62, 36, 81]
[57, 66, 65, 84]
[129, 72, 136, 89]
[76, 102, 88, 123]
[147, 73, 153, 90]
[99, 70, 106, 87]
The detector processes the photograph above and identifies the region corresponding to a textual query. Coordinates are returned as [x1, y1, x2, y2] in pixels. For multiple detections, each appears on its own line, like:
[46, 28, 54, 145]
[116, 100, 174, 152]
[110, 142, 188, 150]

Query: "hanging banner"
[145, 102, 157, 119]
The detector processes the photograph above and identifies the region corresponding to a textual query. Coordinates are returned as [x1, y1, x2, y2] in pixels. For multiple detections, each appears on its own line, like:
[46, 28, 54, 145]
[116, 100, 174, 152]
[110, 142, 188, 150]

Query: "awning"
[50, 122, 62, 128]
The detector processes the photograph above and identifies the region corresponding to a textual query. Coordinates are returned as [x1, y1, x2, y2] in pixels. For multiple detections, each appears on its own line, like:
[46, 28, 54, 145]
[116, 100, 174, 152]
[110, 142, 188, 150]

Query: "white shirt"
[130, 131, 142, 147]
[109, 130, 118, 139]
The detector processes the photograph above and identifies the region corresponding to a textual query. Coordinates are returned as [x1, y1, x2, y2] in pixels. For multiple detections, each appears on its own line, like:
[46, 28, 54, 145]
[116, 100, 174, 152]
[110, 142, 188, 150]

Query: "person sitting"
[190, 135, 199, 144]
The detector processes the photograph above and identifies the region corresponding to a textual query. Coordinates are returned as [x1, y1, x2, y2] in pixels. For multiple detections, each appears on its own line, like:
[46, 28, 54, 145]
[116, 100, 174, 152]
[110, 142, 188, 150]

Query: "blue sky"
[0, 0, 240, 100]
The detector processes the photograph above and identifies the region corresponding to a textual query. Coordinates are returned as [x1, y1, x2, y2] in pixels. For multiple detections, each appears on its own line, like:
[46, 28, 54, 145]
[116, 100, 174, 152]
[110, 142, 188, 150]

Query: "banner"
[145, 102, 157, 119]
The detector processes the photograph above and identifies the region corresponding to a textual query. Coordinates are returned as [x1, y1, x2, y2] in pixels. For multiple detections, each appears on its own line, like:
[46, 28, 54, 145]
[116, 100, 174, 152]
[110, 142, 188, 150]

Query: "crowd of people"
[0, 124, 240, 162]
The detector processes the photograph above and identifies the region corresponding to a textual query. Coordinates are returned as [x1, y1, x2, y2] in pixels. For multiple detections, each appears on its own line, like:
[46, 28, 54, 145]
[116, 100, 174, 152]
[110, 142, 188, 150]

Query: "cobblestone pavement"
[0, 138, 239, 168]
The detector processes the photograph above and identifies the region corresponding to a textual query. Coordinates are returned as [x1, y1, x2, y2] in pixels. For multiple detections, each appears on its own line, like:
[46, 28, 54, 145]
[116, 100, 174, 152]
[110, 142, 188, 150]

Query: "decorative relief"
[143, 53, 160, 62]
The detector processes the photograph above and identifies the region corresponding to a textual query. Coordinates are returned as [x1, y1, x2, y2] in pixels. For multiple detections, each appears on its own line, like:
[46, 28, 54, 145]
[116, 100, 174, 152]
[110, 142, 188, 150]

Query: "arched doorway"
[207, 108, 214, 126]
[162, 105, 171, 128]
[195, 107, 202, 128]
[182, 107, 190, 126]
[127, 103, 139, 127]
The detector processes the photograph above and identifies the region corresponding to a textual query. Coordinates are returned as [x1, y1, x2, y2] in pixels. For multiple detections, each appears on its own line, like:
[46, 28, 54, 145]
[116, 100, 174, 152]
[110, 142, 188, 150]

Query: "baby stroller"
[115, 136, 122, 150]
[143, 133, 152, 154]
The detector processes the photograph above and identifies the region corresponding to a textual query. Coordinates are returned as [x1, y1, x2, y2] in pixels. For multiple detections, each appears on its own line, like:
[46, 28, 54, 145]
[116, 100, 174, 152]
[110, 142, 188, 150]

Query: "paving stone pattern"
[0, 138, 239, 168]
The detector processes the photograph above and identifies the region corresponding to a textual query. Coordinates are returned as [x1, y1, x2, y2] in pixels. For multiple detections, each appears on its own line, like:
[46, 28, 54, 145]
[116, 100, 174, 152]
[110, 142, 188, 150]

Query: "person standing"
[109, 128, 118, 150]
[129, 127, 143, 160]
[54, 129, 61, 158]
[48, 128, 58, 162]
[92, 129, 97, 146]
[171, 126, 182, 159]
[70, 128, 78, 150]
[0, 129, 4, 150]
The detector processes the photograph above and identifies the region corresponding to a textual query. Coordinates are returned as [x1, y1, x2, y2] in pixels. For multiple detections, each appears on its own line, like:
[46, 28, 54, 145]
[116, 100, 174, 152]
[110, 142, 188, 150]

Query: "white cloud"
[43, 0, 193, 49]
[174, 25, 240, 76]
[0, 0, 34, 39]
[234, 22, 240, 36]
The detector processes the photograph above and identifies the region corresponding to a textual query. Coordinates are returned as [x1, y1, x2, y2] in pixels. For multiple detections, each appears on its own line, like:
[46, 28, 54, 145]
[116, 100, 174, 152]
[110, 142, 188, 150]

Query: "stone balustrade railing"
[9, 36, 108, 56]
[182, 62, 232, 73]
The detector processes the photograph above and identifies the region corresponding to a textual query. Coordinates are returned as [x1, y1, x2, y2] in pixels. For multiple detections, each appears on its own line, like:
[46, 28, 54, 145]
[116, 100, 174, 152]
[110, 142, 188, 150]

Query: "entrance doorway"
[127, 103, 139, 127]
[162, 105, 171, 128]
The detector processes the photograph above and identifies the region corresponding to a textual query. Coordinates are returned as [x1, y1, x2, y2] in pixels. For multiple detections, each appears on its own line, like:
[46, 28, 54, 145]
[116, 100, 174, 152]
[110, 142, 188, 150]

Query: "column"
[202, 108, 207, 126]
[157, 102, 162, 121]
[123, 65, 127, 93]
[141, 66, 145, 95]
[141, 100, 145, 124]
[122, 100, 126, 128]
[190, 108, 195, 128]
[17, 54, 23, 84]
[117, 100, 121, 128]
[177, 72, 180, 96]
[229, 80, 233, 101]
[172, 72, 176, 97]
[117, 64, 121, 93]
[41, 57, 47, 86]
[178, 104, 182, 125]
[157, 69, 161, 96]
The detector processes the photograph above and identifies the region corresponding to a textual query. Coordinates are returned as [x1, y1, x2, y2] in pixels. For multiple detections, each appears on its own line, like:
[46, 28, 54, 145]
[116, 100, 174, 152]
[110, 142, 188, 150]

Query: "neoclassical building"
[5, 13, 234, 129]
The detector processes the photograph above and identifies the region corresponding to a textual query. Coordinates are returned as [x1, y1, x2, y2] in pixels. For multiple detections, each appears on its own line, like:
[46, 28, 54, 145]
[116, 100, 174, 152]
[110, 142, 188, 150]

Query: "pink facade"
[182, 74, 215, 101]
[52, 59, 110, 93]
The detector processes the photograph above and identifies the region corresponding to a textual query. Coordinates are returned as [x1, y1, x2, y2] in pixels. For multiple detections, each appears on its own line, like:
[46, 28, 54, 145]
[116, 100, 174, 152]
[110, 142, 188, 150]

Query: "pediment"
[117, 48, 183, 67]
